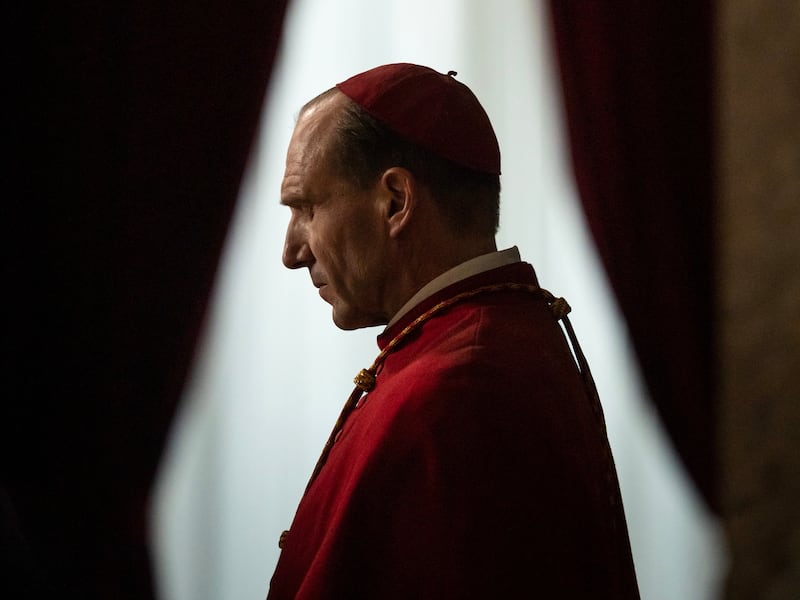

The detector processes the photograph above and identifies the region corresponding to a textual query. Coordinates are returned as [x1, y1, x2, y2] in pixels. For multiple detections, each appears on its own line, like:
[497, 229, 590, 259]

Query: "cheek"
[309, 219, 347, 274]
[314, 203, 384, 283]
[350, 224, 386, 280]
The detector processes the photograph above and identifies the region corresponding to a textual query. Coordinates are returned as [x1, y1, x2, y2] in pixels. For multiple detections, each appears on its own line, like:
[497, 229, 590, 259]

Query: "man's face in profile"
[280, 94, 390, 330]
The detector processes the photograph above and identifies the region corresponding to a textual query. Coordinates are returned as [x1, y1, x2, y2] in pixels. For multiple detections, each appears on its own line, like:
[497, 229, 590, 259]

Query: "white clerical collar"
[386, 246, 521, 329]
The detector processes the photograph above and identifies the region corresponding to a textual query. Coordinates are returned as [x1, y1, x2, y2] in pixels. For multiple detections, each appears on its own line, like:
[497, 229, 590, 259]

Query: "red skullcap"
[336, 63, 501, 175]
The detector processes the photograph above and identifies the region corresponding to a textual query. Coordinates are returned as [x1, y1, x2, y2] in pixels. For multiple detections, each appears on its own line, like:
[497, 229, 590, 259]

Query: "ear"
[380, 167, 419, 237]
[380, 167, 417, 238]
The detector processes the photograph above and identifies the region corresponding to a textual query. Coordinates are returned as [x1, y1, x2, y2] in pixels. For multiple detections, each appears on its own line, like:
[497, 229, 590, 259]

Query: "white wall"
[152, 1, 727, 598]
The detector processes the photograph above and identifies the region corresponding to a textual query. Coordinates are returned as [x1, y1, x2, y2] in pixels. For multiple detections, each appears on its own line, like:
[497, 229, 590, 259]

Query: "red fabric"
[6, 3, 289, 597]
[269, 263, 639, 599]
[337, 63, 501, 174]
[547, 3, 717, 510]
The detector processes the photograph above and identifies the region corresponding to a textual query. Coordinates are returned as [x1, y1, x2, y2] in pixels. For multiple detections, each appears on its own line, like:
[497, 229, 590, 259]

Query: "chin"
[332, 315, 372, 331]
[331, 307, 386, 331]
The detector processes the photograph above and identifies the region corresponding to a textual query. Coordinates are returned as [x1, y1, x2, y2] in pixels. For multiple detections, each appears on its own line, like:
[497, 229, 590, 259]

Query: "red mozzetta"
[269, 262, 639, 599]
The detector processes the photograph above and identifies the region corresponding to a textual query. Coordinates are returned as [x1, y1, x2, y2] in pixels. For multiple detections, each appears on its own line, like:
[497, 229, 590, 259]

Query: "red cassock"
[268, 262, 640, 599]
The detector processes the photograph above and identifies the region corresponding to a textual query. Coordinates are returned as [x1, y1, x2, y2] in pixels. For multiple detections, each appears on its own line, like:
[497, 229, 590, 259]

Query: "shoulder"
[370, 293, 588, 440]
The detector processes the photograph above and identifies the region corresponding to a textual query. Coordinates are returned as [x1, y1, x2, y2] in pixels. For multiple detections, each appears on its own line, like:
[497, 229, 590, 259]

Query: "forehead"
[281, 94, 345, 203]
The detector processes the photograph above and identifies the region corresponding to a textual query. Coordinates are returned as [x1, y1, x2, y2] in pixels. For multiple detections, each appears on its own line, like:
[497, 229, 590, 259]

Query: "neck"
[383, 235, 497, 320]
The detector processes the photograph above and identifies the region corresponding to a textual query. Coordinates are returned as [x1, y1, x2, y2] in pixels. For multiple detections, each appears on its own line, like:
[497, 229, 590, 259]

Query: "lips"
[311, 271, 331, 301]
[314, 281, 330, 302]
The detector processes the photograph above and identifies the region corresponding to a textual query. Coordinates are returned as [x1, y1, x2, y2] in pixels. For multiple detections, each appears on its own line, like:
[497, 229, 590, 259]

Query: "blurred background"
[7, 1, 798, 599]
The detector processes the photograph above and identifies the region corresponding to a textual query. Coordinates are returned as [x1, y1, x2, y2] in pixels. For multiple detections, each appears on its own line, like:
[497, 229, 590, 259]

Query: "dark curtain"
[547, 4, 717, 510]
[5, 2, 289, 598]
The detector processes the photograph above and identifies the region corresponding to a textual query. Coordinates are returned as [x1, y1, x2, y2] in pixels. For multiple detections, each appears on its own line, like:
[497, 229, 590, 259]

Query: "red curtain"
[6, 2, 288, 597]
[547, 4, 717, 510]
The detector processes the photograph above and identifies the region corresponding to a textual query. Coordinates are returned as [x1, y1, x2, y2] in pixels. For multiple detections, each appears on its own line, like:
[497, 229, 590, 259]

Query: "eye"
[283, 197, 316, 221]
[287, 203, 312, 220]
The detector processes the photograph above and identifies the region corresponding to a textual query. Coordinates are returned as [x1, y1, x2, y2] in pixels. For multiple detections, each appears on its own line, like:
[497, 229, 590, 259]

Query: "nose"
[282, 219, 313, 270]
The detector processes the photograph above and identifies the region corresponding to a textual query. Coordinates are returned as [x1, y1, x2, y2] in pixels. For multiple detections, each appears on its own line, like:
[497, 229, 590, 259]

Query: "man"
[269, 63, 639, 599]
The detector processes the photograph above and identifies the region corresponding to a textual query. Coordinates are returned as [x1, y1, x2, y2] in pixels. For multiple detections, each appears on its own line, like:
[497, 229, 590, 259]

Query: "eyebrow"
[280, 194, 313, 208]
